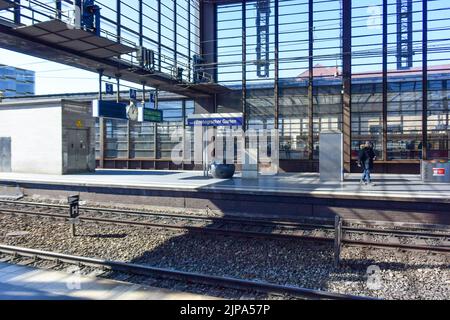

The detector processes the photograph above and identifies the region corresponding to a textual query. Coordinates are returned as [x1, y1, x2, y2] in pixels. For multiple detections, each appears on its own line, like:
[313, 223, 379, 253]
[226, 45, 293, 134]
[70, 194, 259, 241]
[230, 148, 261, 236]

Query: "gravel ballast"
[0, 212, 448, 300]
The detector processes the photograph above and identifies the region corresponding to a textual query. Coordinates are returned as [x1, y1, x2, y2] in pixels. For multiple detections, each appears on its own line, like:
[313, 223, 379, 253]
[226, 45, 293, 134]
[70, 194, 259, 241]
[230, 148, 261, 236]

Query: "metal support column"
[422, 0, 428, 160]
[242, 1, 247, 132]
[444, 80, 449, 129]
[308, 0, 314, 161]
[141, 81, 146, 104]
[138, 0, 143, 47]
[342, 0, 352, 173]
[334, 215, 343, 267]
[98, 69, 105, 169]
[396, 0, 413, 70]
[382, 0, 388, 161]
[14, 0, 20, 24]
[174, 0, 177, 67]
[116, 0, 121, 42]
[157, 0, 162, 72]
[188, 0, 192, 82]
[274, 0, 279, 131]
[182, 99, 187, 170]
[56, 0, 62, 19]
[115, 75, 121, 103]
[154, 88, 159, 160]
[199, 0, 218, 85]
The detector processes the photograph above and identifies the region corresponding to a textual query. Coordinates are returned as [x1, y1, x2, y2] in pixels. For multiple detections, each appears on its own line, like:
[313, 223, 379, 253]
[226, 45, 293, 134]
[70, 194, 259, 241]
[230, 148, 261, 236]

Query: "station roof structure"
[0, 1, 231, 99]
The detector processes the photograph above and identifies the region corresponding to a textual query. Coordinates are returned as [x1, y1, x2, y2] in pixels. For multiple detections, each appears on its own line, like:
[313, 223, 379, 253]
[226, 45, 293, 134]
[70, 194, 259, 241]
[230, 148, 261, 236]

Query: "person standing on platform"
[358, 141, 377, 186]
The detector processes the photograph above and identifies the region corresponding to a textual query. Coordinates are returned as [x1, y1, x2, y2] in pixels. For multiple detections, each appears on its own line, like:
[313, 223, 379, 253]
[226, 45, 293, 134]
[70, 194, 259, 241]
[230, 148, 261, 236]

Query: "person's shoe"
[360, 180, 365, 185]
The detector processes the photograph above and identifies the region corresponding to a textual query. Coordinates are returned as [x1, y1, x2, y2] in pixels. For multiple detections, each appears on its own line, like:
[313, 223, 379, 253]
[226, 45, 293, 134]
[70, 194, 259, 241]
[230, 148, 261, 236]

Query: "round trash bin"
[210, 163, 236, 179]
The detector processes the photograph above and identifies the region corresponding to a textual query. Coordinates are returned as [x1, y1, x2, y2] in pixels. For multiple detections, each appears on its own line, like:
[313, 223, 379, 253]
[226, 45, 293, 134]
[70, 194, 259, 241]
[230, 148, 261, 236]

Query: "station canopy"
[15, 20, 135, 59]
[0, 0, 14, 11]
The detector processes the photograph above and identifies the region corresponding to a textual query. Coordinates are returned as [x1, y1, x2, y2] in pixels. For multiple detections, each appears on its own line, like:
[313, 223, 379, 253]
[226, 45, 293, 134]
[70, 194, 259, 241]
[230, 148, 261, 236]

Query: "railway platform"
[0, 262, 216, 300]
[0, 170, 449, 226]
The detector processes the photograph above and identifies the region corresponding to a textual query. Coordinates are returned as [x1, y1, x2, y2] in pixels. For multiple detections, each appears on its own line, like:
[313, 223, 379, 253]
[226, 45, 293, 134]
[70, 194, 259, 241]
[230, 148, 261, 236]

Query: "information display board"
[92, 100, 163, 123]
[92, 100, 127, 119]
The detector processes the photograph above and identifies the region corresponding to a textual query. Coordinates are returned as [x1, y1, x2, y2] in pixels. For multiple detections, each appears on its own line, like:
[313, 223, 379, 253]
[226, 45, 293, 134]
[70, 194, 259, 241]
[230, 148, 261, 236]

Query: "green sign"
[142, 108, 163, 123]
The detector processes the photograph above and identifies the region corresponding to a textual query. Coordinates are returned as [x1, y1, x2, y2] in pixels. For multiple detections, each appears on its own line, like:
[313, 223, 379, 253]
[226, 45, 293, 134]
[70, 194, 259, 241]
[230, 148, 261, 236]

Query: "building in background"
[0, 65, 35, 98]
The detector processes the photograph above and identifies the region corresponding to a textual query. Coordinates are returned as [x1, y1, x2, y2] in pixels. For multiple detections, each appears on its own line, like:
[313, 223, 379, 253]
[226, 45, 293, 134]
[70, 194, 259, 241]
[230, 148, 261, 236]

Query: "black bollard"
[334, 215, 343, 268]
[68, 195, 80, 237]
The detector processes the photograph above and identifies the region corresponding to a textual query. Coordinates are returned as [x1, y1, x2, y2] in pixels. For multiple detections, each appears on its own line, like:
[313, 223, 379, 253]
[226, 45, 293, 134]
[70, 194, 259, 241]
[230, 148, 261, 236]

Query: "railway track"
[0, 200, 449, 253]
[0, 244, 375, 300]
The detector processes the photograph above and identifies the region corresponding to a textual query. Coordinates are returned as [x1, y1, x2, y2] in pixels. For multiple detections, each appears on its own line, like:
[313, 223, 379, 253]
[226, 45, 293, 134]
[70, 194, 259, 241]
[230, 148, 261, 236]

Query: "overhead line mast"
[397, 0, 414, 70]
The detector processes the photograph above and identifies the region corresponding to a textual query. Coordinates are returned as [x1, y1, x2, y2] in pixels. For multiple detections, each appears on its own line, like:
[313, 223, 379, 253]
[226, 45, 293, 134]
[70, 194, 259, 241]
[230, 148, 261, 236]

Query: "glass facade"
[95, 99, 194, 161]
[216, 0, 450, 166]
[2, 0, 449, 172]
[0, 65, 35, 98]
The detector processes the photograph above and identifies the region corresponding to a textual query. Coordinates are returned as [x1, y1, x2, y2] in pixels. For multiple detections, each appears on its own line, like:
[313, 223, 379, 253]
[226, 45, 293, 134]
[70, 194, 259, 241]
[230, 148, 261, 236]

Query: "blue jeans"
[361, 167, 371, 183]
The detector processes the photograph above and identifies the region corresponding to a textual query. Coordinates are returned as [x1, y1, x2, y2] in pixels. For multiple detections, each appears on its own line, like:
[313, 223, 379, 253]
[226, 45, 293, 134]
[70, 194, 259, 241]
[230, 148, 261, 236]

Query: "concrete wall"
[0, 99, 95, 175]
[0, 99, 63, 174]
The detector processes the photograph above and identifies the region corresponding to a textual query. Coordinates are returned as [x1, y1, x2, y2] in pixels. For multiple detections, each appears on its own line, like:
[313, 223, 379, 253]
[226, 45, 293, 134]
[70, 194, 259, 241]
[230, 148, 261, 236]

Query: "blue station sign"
[187, 113, 244, 127]
[92, 100, 127, 119]
[105, 83, 114, 95]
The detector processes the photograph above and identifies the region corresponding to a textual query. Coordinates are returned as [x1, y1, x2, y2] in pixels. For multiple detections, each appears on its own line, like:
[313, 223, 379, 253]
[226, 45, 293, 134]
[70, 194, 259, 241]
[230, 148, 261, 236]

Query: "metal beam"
[255, 0, 270, 78]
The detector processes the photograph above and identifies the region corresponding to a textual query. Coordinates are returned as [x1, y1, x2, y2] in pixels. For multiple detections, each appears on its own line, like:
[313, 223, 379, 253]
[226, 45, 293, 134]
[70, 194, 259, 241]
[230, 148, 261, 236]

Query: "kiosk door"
[67, 129, 90, 172]
[0, 137, 11, 172]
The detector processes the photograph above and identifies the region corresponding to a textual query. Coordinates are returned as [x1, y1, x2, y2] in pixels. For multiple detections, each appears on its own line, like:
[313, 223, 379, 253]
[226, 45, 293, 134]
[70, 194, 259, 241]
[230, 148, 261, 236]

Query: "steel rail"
[0, 244, 376, 300]
[0, 201, 449, 253]
[1, 199, 448, 237]
[0, 207, 332, 243]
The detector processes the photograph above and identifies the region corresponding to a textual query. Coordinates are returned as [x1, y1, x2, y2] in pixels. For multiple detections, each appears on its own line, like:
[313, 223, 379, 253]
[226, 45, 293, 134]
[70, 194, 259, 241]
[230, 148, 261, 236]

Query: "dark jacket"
[358, 147, 376, 170]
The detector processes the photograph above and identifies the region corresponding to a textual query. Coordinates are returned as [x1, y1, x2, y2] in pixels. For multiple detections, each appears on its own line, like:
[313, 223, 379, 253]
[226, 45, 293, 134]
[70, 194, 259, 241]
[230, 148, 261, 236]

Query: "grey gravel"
[0, 210, 448, 300]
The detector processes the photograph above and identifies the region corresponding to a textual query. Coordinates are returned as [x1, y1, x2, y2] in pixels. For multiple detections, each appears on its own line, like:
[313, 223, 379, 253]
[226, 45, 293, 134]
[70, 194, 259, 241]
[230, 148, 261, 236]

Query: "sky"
[0, 48, 100, 95]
